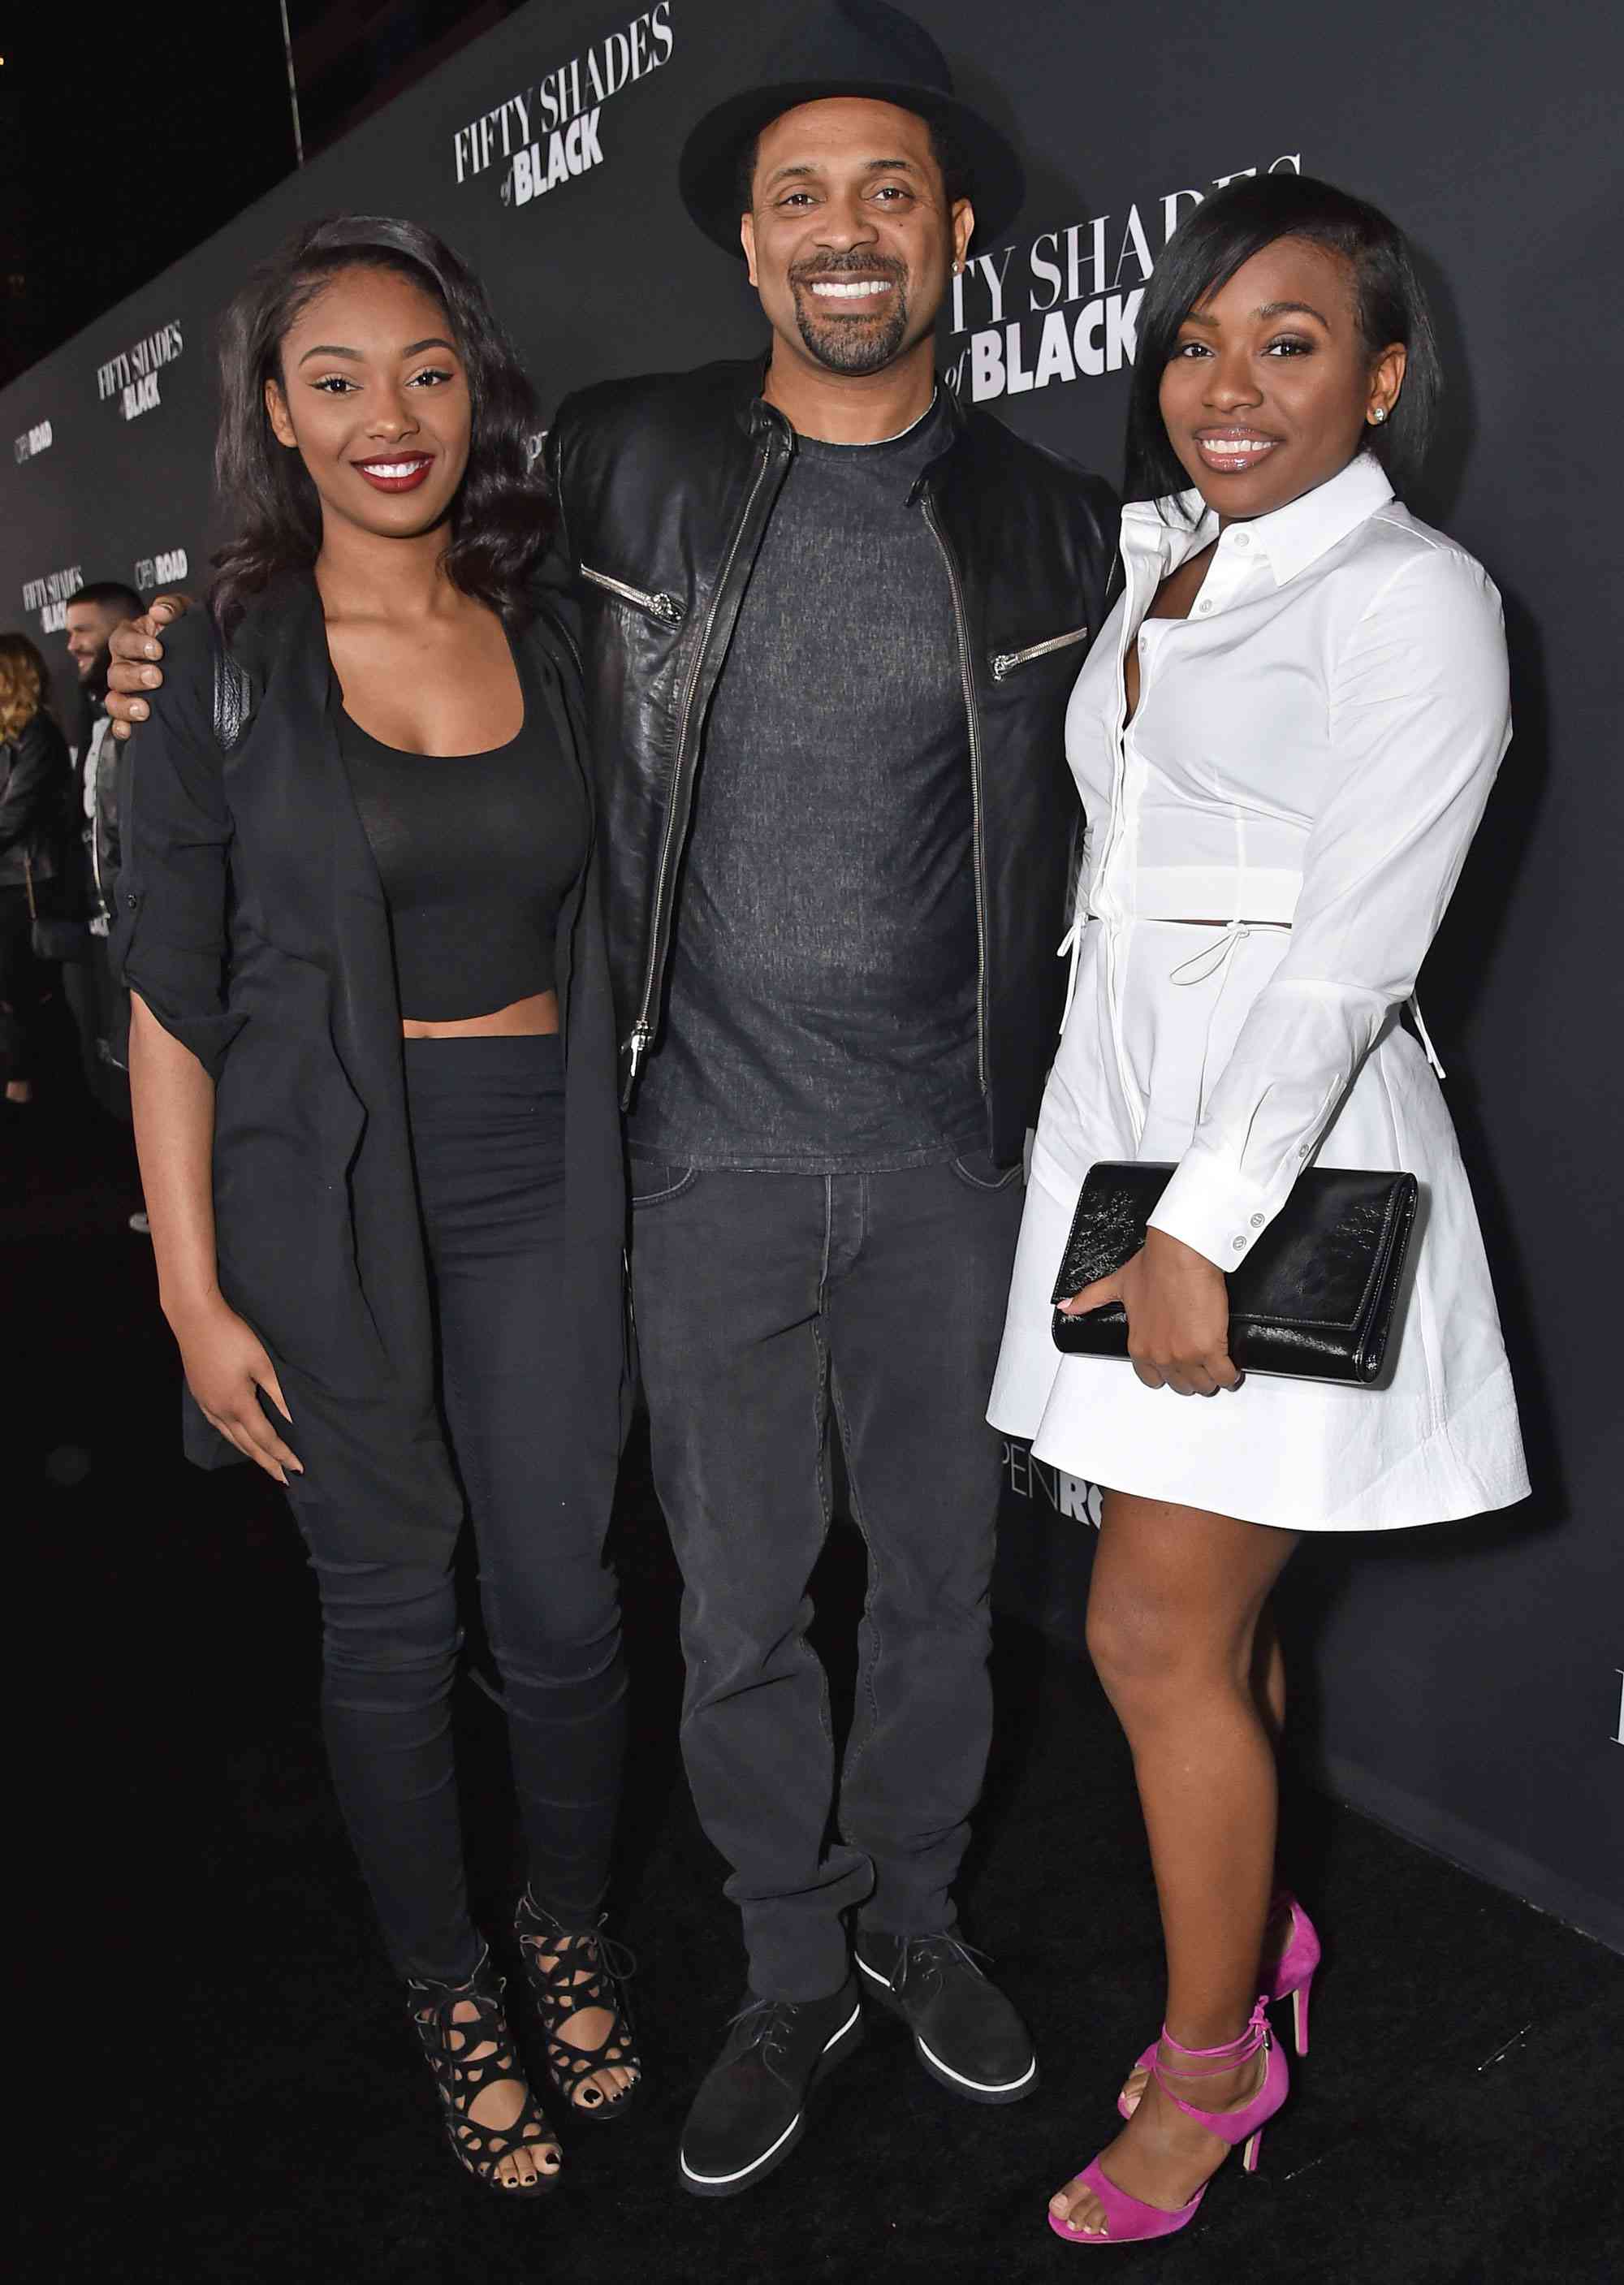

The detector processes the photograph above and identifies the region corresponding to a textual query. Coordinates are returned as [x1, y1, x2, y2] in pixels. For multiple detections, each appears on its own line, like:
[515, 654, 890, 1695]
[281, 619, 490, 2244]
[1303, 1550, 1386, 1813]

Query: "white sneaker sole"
[679, 2002, 863, 2196]
[855, 1951, 1038, 2102]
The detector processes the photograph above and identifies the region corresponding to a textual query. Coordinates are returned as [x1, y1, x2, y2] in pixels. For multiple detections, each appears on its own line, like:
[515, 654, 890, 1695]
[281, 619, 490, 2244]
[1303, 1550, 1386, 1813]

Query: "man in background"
[62, 584, 146, 1219]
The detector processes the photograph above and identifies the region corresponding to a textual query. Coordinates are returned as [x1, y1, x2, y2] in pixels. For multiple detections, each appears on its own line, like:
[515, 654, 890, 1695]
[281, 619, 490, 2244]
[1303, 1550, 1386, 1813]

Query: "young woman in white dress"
[986, 173, 1528, 2246]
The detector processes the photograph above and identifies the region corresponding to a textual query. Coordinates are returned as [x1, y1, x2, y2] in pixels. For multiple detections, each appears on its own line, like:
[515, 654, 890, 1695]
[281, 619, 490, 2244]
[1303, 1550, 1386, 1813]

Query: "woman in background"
[118, 215, 636, 2196]
[988, 173, 1527, 2246]
[0, 631, 71, 1105]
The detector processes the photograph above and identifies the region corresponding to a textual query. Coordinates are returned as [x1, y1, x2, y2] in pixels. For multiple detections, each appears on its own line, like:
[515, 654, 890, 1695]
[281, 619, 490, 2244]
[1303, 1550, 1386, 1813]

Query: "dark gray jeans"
[628, 1150, 1025, 2001]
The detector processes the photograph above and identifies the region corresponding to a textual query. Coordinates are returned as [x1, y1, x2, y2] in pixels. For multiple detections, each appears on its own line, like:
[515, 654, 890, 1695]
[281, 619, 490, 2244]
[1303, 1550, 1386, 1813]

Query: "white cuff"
[1147, 1150, 1278, 1273]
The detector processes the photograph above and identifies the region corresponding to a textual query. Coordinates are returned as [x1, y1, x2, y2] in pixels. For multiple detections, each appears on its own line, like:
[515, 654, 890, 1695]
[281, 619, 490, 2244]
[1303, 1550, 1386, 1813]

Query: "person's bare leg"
[1117, 1595, 1290, 2120]
[1052, 1490, 1298, 2236]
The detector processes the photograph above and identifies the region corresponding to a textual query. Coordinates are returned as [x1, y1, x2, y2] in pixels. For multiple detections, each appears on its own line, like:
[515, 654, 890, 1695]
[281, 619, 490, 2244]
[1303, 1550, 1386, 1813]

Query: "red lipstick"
[352, 453, 434, 492]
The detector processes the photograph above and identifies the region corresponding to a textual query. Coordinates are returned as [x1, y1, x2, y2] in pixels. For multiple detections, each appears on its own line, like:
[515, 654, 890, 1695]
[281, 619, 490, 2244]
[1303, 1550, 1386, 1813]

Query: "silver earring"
[1370, 405, 1388, 425]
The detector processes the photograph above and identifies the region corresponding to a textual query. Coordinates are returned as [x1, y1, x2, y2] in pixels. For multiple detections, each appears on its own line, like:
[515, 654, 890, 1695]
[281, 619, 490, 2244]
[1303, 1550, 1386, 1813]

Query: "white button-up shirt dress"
[988, 454, 1529, 1530]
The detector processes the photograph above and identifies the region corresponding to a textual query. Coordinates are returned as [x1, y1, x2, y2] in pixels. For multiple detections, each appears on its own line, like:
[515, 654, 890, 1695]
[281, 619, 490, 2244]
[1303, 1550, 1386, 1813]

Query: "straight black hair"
[212, 214, 550, 633]
[1125, 172, 1442, 512]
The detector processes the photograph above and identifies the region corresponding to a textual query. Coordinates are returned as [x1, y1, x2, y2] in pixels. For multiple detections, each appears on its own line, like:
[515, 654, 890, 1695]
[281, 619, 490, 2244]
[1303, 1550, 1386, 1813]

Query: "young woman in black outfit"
[117, 216, 636, 2195]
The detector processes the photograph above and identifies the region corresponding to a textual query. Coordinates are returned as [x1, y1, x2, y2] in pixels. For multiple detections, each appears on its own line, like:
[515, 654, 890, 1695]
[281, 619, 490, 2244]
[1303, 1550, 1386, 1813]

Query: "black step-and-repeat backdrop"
[4, 1, 1618, 1949]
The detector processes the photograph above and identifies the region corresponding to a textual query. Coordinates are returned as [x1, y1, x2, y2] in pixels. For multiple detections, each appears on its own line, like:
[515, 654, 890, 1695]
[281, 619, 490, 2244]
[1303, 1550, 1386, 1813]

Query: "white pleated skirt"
[987, 921, 1528, 1531]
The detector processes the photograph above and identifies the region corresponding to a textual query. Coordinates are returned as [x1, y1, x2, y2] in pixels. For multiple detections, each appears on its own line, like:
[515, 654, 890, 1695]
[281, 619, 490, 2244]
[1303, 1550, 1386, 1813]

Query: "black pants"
[628, 1151, 1025, 2001]
[63, 930, 132, 1121]
[0, 884, 41, 1083]
[283, 1035, 625, 1982]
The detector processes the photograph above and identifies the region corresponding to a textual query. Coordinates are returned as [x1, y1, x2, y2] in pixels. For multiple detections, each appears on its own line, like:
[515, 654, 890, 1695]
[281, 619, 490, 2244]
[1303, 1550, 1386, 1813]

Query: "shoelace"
[520, 1905, 639, 1987]
[576, 1928, 639, 1985]
[725, 1993, 806, 2066]
[893, 1933, 993, 1993]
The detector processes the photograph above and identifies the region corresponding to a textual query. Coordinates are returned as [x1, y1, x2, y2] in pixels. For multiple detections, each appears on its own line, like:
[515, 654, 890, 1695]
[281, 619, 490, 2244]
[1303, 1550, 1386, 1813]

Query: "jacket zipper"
[581, 564, 686, 626]
[88, 717, 109, 917]
[921, 492, 990, 1096]
[623, 433, 790, 1089]
[990, 623, 1091, 681]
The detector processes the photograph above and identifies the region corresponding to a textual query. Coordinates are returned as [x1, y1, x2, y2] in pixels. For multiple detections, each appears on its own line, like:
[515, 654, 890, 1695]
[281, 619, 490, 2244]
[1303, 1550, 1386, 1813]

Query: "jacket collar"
[1122, 452, 1394, 587]
[735, 349, 969, 464]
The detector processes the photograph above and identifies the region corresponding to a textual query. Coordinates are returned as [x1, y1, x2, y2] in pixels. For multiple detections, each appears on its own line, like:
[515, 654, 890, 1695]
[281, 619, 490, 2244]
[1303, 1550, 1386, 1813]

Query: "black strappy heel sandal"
[408, 1948, 563, 2195]
[515, 1892, 643, 2123]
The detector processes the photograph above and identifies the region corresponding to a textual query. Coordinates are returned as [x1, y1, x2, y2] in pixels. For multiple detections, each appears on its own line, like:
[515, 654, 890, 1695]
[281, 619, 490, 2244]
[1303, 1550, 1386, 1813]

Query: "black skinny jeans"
[282, 1034, 625, 1983]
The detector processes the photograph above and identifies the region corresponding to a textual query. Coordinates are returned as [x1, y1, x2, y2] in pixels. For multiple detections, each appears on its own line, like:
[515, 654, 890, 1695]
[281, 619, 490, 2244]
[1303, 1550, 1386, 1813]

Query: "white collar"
[1122, 453, 1395, 587]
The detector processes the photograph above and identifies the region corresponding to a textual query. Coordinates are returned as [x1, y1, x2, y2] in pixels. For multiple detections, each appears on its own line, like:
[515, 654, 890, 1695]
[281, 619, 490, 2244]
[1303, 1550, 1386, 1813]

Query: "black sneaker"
[678, 1975, 863, 2197]
[854, 1931, 1037, 2104]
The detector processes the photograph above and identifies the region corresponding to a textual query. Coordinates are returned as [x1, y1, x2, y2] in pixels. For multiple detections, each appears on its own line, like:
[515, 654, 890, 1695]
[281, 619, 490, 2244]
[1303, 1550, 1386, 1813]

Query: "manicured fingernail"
[131, 702, 147, 719]
[145, 642, 159, 657]
[143, 667, 158, 685]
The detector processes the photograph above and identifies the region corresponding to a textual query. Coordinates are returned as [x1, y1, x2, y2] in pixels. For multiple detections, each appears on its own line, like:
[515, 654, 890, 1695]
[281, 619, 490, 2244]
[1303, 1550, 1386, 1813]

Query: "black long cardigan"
[114, 577, 629, 1479]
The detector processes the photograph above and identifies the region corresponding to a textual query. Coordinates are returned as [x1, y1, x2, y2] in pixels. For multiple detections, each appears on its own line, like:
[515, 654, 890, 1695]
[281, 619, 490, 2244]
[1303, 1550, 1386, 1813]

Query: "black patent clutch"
[1050, 1162, 1419, 1385]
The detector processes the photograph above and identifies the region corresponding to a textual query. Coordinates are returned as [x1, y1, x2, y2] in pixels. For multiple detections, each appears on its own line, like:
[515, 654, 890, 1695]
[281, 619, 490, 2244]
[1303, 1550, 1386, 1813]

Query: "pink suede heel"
[1049, 1999, 1288, 2247]
[1116, 1894, 1320, 2121]
[1270, 1894, 1321, 2057]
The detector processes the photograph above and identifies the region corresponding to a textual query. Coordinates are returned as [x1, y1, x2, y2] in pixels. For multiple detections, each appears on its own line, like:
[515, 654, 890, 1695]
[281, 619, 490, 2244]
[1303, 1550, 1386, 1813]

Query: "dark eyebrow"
[296, 336, 456, 367]
[1255, 300, 1332, 326]
[762, 157, 920, 188]
[1178, 300, 1332, 331]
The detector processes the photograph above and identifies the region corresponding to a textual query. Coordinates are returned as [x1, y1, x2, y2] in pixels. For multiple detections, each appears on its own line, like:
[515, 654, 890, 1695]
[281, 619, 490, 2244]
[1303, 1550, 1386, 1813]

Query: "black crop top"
[337, 652, 588, 1022]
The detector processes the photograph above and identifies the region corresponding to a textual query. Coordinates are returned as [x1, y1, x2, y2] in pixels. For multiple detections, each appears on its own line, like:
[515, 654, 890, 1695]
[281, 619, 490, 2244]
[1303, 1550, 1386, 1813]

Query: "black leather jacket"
[546, 358, 1120, 1164]
[0, 711, 72, 892]
[84, 708, 123, 922]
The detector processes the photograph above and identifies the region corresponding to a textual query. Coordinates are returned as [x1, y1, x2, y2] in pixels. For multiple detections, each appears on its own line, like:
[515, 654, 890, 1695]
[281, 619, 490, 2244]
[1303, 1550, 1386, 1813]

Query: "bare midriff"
[400, 989, 559, 1039]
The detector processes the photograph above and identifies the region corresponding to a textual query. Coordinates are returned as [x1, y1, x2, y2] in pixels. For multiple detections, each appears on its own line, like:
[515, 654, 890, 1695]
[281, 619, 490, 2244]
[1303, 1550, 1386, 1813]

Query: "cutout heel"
[408, 1948, 561, 2196]
[516, 1891, 643, 2123]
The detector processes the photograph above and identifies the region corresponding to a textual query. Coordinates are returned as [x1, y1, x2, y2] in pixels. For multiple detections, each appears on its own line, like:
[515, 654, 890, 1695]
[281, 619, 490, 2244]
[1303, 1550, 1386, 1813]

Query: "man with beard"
[109, 2, 1119, 2195]
[547, 6, 1120, 2196]
[63, 582, 144, 1140]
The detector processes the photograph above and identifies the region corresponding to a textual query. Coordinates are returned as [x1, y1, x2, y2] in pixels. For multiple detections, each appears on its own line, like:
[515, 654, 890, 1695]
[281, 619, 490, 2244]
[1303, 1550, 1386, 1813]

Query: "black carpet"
[9, 1046, 1622, 2285]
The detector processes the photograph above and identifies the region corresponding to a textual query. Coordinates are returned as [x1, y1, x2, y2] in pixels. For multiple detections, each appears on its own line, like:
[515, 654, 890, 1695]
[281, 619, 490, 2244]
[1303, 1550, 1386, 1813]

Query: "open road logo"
[133, 547, 189, 590]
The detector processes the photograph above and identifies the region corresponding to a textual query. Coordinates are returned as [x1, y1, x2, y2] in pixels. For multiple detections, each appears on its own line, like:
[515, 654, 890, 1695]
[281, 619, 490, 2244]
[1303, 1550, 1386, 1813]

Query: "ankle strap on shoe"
[1153, 1996, 1270, 2082]
[407, 1943, 503, 2016]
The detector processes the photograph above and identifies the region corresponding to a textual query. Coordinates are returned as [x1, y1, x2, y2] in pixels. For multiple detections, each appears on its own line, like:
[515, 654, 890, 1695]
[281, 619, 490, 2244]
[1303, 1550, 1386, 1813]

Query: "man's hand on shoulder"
[106, 592, 194, 740]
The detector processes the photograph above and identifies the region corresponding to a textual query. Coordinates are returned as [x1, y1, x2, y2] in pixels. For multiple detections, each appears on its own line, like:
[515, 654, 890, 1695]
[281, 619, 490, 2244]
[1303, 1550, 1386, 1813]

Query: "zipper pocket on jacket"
[581, 564, 685, 625]
[989, 624, 1091, 680]
[622, 431, 789, 1093]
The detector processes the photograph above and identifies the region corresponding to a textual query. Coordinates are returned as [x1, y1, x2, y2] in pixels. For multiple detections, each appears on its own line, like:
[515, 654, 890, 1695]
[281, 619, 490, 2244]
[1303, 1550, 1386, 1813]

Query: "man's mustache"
[789, 252, 909, 287]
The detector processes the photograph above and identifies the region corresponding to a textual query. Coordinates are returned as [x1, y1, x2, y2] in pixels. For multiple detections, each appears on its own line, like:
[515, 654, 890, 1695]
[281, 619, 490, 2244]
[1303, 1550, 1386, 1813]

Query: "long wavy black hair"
[1125, 172, 1442, 515]
[211, 214, 550, 632]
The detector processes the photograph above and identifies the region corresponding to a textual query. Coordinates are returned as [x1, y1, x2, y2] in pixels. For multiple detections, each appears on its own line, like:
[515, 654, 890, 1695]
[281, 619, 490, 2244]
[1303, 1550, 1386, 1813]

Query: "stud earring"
[1369, 404, 1388, 425]
[952, 260, 963, 274]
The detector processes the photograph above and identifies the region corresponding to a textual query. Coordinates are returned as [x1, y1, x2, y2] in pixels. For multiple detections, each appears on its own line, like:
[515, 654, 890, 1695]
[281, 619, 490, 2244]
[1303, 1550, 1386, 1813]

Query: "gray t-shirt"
[631, 391, 983, 1172]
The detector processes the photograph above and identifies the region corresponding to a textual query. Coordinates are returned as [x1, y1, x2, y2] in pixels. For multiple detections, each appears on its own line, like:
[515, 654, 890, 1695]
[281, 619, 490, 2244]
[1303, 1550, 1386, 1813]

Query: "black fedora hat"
[679, 1, 1026, 257]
